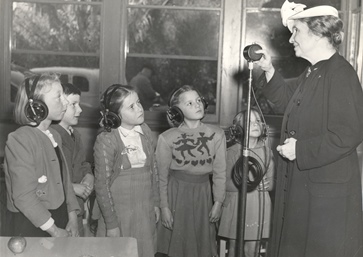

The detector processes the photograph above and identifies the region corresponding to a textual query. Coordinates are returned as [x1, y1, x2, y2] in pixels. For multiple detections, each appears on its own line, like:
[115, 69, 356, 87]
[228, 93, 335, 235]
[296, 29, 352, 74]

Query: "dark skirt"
[157, 171, 217, 257]
[6, 200, 68, 237]
[277, 162, 363, 257]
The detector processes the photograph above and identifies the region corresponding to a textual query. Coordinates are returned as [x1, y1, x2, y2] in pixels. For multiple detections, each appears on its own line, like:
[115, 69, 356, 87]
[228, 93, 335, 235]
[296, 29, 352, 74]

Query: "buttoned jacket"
[4, 126, 80, 228]
[51, 124, 92, 215]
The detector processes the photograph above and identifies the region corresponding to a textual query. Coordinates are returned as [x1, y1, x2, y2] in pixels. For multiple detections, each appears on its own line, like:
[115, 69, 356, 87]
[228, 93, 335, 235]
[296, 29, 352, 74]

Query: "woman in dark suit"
[4, 73, 80, 237]
[255, 1, 363, 257]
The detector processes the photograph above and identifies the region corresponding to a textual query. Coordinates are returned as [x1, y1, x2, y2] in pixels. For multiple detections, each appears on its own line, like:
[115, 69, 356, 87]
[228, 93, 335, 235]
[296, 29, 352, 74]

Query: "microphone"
[243, 44, 263, 62]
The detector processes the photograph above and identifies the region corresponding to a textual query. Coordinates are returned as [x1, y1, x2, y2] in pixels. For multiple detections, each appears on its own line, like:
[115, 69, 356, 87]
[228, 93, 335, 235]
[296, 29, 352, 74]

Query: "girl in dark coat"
[255, 1, 363, 257]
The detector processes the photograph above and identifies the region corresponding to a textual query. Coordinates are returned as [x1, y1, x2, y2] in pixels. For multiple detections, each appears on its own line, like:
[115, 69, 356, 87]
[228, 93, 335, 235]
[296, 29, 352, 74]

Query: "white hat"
[290, 5, 339, 19]
[281, 0, 339, 31]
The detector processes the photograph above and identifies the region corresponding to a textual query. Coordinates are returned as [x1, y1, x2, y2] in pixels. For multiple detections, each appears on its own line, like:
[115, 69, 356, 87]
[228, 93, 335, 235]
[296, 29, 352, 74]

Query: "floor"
[81, 199, 268, 256]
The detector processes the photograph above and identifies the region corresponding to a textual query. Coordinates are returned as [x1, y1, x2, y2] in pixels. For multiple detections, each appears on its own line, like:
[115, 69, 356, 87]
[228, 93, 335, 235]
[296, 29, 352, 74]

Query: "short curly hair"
[301, 15, 344, 50]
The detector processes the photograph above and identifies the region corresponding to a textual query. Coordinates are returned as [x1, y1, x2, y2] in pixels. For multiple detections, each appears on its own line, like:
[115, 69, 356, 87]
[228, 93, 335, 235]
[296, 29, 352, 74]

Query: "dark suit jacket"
[51, 124, 92, 215]
[4, 126, 80, 228]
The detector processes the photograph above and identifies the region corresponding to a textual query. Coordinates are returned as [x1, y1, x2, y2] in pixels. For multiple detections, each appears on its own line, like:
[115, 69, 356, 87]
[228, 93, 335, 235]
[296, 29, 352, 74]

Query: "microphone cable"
[232, 152, 265, 192]
[256, 177, 266, 257]
[232, 144, 272, 256]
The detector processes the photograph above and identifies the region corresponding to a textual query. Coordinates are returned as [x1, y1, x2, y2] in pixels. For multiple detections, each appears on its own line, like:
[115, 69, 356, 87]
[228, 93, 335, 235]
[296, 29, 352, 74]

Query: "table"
[0, 236, 138, 257]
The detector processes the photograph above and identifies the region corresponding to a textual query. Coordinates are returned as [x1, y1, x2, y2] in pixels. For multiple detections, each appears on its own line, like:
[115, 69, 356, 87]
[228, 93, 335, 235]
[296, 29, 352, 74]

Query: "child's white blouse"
[118, 125, 147, 168]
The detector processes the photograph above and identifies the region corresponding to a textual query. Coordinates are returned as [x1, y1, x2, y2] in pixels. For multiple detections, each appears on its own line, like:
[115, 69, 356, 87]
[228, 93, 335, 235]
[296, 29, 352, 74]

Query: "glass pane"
[10, 54, 100, 118]
[64, 0, 102, 2]
[126, 57, 217, 113]
[128, 8, 220, 57]
[11, 53, 99, 69]
[128, 0, 221, 8]
[249, 0, 341, 9]
[12, 2, 101, 53]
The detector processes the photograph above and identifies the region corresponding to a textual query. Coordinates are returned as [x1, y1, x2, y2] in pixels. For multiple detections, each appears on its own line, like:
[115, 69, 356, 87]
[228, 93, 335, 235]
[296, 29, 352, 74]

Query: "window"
[126, 0, 223, 122]
[10, 0, 102, 119]
[4, 0, 224, 126]
[0, 0, 356, 127]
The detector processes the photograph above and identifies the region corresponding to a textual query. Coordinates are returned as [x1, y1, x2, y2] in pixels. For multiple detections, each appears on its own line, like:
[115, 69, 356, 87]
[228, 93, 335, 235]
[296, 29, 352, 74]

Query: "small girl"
[93, 84, 160, 257]
[156, 85, 226, 257]
[218, 107, 275, 257]
[4, 73, 80, 237]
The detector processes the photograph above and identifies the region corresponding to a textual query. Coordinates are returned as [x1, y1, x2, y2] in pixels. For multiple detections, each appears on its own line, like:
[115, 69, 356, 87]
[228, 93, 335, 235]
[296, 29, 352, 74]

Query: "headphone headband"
[168, 87, 180, 107]
[25, 75, 41, 100]
[101, 84, 124, 131]
[24, 75, 48, 126]
[167, 86, 208, 126]
[103, 85, 121, 111]
[168, 86, 208, 108]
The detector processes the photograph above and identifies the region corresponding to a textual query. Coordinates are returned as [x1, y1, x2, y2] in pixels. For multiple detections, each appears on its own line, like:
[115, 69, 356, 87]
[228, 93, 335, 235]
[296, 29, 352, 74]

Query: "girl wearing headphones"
[218, 108, 275, 257]
[4, 73, 80, 237]
[156, 85, 226, 257]
[93, 84, 159, 257]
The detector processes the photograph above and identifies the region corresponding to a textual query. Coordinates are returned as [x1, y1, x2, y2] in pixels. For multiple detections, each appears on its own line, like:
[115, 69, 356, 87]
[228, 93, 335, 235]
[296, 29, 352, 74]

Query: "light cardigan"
[4, 126, 80, 228]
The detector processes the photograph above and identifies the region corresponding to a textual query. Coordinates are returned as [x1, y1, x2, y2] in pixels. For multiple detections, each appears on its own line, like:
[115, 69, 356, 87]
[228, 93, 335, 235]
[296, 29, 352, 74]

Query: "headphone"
[101, 85, 122, 131]
[166, 87, 209, 124]
[225, 124, 244, 147]
[24, 75, 49, 125]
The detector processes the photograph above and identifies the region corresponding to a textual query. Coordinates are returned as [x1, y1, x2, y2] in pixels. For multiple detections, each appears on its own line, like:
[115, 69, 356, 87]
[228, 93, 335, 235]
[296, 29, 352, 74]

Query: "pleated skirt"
[157, 171, 217, 257]
[97, 167, 157, 257]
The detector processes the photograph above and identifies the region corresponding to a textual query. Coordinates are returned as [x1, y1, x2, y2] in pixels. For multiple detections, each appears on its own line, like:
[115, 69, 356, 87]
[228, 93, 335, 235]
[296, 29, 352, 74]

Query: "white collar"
[118, 125, 143, 137]
[39, 129, 58, 147]
[68, 126, 74, 134]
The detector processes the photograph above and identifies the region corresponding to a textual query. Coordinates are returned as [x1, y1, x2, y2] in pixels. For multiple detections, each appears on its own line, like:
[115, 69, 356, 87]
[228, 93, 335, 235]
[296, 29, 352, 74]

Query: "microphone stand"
[236, 61, 254, 257]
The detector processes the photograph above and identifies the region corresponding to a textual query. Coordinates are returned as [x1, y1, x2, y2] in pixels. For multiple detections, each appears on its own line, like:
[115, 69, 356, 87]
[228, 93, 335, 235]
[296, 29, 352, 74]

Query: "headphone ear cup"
[103, 111, 121, 130]
[25, 100, 49, 125]
[167, 106, 184, 124]
[233, 124, 244, 143]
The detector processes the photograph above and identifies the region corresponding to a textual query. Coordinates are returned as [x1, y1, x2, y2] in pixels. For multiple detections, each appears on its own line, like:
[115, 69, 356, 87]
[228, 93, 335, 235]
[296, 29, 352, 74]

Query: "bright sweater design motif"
[173, 132, 216, 166]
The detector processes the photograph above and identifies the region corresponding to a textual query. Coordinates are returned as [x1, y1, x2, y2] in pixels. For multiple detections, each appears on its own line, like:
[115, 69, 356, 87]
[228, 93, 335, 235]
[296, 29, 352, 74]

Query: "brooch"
[38, 175, 47, 183]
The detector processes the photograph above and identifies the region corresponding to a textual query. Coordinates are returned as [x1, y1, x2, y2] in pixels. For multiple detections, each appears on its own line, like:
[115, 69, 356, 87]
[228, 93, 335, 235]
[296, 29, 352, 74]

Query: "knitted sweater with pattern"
[156, 122, 227, 208]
